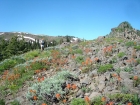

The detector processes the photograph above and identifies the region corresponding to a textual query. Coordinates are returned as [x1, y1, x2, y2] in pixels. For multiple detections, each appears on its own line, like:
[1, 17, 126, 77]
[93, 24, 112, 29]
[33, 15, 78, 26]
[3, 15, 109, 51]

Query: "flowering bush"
[26, 71, 77, 104]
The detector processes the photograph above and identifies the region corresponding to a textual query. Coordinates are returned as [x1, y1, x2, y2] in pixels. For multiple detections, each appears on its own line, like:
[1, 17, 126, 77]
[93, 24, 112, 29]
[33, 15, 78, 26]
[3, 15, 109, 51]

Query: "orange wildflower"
[71, 84, 77, 90]
[38, 78, 41, 82]
[63, 99, 67, 103]
[101, 97, 106, 102]
[112, 73, 117, 77]
[42, 103, 47, 105]
[41, 77, 45, 81]
[117, 76, 121, 81]
[127, 102, 133, 105]
[109, 101, 114, 105]
[133, 76, 138, 80]
[55, 93, 61, 99]
[66, 84, 71, 89]
[33, 96, 37, 100]
[84, 96, 90, 102]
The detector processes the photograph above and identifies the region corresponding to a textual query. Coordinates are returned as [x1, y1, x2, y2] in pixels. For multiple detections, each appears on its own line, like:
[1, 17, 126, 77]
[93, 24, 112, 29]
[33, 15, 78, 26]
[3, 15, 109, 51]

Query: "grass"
[0, 56, 25, 74]
[24, 50, 40, 60]
[70, 98, 87, 105]
[134, 45, 140, 50]
[98, 64, 113, 73]
[117, 52, 125, 58]
[75, 56, 84, 64]
[125, 41, 136, 47]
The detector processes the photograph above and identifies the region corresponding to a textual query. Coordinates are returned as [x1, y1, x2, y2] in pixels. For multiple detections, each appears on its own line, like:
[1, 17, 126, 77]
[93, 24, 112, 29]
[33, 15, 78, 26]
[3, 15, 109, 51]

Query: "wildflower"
[117, 76, 121, 81]
[66, 84, 71, 89]
[38, 78, 41, 82]
[127, 102, 133, 105]
[112, 73, 117, 77]
[108, 101, 114, 105]
[41, 77, 45, 81]
[133, 76, 138, 80]
[63, 99, 67, 103]
[33, 96, 37, 100]
[71, 84, 77, 90]
[84, 96, 90, 102]
[101, 97, 106, 102]
[42, 103, 47, 105]
[55, 93, 61, 99]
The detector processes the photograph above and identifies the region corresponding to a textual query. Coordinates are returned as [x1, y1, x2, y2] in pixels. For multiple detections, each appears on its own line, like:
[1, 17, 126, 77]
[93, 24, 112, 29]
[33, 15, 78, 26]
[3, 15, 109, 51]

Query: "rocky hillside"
[0, 21, 140, 105]
[108, 21, 140, 39]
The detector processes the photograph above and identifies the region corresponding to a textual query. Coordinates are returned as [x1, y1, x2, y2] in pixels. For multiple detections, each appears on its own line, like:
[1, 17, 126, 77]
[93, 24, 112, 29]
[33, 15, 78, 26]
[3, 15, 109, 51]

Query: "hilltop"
[0, 21, 140, 105]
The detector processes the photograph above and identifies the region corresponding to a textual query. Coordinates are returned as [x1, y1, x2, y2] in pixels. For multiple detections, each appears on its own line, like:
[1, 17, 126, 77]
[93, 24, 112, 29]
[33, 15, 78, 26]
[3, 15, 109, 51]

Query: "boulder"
[89, 92, 101, 99]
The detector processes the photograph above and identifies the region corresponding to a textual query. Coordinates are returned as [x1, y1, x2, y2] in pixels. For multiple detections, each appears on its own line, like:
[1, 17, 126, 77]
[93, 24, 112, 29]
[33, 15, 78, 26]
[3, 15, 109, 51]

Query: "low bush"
[117, 52, 125, 58]
[24, 50, 40, 60]
[0, 56, 25, 73]
[134, 45, 140, 50]
[26, 71, 77, 105]
[125, 41, 135, 47]
[75, 56, 84, 64]
[70, 98, 86, 105]
[98, 64, 113, 73]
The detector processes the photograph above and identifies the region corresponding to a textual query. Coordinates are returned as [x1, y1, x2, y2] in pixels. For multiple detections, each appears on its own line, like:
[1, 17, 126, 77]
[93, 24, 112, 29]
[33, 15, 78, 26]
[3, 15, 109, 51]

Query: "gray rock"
[80, 78, 91, 85]
[89, 70, 98, 78]
[98, 81, 105, 91]
[15, 96, 25, 104]
[122, 78, 133, 89]
[89, 92, 101, 99]
[120, 71, 131, 79]
[104, 72, 111, 80]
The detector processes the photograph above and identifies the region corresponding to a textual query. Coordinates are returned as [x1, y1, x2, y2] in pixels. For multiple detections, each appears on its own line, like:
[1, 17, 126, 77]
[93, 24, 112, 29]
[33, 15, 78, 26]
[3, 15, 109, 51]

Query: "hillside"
[0, 21, 140, 105]
[0, 32, 76, 43]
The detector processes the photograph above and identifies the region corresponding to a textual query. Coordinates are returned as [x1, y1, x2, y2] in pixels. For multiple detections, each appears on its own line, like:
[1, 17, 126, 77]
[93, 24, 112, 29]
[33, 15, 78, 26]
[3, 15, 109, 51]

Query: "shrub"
[74, 49, 83, 55]
[125, 41, 135, 47]
[0, 99, 5, 105]
[75, 56, 84, 64]
[0, 56, 25, 73]
[26, 71, 77, 104]
[91, 96, 102, 105]
[117, 52, 125, 58]
[70, 98, 86, 105]
[98, 64, 113, 73]
[24, 50, 40, 60]
[134, 45, 140, 50]
[10, 100, 20, 105]
[123, 67, 133, 72]
[137, 59, 140, 64]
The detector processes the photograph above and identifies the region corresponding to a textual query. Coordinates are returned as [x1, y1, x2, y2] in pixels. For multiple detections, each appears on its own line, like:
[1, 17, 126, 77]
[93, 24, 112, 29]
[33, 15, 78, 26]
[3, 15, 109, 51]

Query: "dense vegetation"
[0, 35, 73, 61]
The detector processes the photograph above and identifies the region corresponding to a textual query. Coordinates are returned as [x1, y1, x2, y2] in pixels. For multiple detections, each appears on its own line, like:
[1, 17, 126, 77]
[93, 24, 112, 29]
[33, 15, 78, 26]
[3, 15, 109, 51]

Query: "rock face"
[109, 21, 139, 40]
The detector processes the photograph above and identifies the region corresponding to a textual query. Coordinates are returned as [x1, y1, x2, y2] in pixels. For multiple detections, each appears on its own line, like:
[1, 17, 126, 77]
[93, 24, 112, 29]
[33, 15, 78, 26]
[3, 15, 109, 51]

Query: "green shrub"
[70, 98, 86, 105]
[117, 52, 125, 58]
[75, 56, 84, 64]
[0, 56, 25, 73]
[38, 51, 51, 58]
[137, 59, 140, 64]
[91, 96, 102, 105]
[26, 71, 77, 104]
[111, 57, 117, 63]
[125, 41, 135, 47]
[24, 50, 40, 60]
[124, 67, 133, 72]
[10, 100, 20, 105]
[98, 64, 113, 73]
[0, 99, 5, 105]
[134, 45, 140, 50]
[91, 93, 140, 105]
[71, 49, 83, 55]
